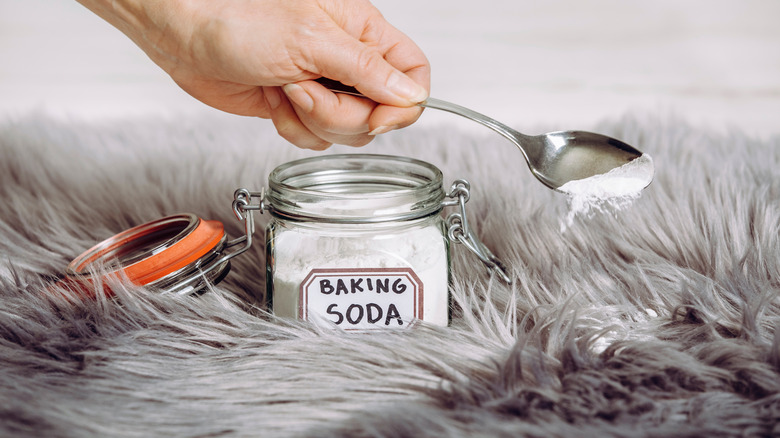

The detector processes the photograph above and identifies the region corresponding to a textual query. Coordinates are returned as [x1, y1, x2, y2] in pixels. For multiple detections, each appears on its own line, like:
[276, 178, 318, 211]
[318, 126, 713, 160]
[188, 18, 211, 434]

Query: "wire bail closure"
[442, 180, 512, 284]
[223, 187, 266, 253]
[177, 188, 265, 292]
[232, 188, 266, 223]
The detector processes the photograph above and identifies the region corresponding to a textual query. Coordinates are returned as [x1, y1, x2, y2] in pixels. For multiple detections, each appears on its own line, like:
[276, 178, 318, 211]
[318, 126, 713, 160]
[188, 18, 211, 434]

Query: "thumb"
[308, 29, 429, 107]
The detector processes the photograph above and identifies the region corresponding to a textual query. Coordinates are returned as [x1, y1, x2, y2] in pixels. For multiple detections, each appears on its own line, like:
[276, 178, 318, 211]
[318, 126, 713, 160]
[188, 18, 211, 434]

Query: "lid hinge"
[443, 180, 512, 284]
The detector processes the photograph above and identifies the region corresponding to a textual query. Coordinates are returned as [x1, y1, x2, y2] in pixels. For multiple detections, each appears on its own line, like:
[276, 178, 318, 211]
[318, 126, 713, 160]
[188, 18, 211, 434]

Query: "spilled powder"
[559, 154, 654, 231]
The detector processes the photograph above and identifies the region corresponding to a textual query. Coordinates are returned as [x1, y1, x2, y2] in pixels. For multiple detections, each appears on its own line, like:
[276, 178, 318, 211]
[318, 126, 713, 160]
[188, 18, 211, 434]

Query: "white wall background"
[1, 0, 778, 138]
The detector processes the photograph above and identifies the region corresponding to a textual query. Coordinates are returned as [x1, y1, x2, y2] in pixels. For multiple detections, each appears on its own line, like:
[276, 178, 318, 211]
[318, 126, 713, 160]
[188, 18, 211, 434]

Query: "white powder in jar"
[558, 154, 654, 231]
[269, 218, 450, 328]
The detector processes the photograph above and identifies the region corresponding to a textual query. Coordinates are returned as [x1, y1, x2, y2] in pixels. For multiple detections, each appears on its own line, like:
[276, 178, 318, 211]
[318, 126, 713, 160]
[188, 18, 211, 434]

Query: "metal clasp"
[170, 188, 265, 294]
[443, 180, 512, 284]
[226, 187, 266, 252]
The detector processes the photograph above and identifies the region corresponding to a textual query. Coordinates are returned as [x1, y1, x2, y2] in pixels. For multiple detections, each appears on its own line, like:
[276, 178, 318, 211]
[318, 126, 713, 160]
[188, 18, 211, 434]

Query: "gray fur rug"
[1, 111, 779, 437]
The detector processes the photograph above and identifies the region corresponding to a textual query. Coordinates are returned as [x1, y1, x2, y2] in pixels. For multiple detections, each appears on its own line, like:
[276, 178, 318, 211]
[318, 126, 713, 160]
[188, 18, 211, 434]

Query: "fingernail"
[387, 71, 428, 103]
[368, 125, 393, 136]
[264, 87, 282, 110]
[282, 83, 314, 112]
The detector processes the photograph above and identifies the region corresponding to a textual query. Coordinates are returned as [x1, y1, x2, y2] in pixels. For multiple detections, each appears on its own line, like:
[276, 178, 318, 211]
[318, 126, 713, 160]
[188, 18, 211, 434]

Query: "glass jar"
[64, 154, 509, 328]
[264, 154, 451, 329]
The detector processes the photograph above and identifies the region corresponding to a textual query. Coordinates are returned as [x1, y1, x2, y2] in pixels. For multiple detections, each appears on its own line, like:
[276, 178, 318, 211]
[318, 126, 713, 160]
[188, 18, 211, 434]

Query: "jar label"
[299, 268, 423, 329]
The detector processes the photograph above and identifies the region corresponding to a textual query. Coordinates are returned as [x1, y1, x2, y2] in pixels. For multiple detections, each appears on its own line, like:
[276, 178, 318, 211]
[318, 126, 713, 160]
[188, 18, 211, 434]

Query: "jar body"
[262, 153, 453, 329]
[266, 214, 450, 329]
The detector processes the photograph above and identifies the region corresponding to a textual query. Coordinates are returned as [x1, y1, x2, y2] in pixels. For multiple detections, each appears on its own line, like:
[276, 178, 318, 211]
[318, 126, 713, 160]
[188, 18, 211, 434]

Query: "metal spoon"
[316, 78, 648, 191]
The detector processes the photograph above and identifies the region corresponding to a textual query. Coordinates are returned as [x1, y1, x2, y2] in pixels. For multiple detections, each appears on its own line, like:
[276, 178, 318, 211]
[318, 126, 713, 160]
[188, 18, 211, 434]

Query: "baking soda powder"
[269, 220, 450, 329]
[558, 154, 654, 230]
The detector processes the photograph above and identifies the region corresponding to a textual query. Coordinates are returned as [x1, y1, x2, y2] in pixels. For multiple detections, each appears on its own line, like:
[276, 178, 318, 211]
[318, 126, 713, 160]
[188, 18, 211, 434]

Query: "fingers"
[281, 81, 375, 147]
[272, 80, 424, 149]
[309, 38, 427, 107]
[264, 82, 379, 150]
[264, 78, 425, 150]
[365, 104, 424, 135]
[300, 2, 430, 108]
[263, 86, 332, 151]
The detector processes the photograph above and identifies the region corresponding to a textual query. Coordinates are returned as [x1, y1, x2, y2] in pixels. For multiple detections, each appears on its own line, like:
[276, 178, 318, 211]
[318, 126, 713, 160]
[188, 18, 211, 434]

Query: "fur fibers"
[1, 112, 779, 437]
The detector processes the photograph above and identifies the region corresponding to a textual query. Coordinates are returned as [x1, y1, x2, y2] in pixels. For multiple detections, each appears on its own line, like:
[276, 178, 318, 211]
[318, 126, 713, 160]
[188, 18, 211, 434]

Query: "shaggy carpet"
[0, 111, 778, 437]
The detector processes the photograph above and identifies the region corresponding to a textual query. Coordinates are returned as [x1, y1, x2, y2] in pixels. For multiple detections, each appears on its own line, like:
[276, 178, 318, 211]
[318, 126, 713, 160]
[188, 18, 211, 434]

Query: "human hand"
[77, 0, 430, 149]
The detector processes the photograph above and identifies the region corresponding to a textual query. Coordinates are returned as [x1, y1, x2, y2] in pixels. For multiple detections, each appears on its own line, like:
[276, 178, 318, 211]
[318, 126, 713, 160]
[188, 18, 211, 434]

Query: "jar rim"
[267, 154, 445, 223]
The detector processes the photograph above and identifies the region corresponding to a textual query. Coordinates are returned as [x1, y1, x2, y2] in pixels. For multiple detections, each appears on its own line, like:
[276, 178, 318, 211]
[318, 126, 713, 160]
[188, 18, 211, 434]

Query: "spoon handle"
[314, 78, 527, 146]
[420, 97, 526, 144]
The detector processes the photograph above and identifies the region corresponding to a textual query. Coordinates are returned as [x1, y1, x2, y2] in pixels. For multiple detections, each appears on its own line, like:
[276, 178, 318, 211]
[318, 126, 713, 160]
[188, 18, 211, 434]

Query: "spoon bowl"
[316, 78, 650, 191]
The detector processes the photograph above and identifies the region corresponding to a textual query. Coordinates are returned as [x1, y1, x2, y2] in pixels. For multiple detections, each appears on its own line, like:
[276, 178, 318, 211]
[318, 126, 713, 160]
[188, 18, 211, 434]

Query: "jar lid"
[65, 213, 230, 295]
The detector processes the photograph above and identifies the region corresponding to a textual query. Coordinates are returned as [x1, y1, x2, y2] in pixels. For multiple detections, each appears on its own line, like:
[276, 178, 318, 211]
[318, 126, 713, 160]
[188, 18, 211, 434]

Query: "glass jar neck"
[266, 154, 445, 224]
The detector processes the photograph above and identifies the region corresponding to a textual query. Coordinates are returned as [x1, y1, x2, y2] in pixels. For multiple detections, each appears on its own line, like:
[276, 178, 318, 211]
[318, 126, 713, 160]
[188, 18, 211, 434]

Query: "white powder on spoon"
[558, 154, 654, 231]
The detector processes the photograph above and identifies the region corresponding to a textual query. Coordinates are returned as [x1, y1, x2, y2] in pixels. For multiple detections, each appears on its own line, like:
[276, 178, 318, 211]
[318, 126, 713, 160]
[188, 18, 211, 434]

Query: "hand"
[77, 0, 430, 149]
